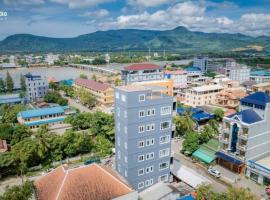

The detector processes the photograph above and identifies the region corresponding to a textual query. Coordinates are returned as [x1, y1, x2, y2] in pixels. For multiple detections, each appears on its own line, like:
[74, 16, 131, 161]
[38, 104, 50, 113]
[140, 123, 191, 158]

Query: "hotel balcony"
[238, 132, 248, 140]
[237, 144, 247, 152]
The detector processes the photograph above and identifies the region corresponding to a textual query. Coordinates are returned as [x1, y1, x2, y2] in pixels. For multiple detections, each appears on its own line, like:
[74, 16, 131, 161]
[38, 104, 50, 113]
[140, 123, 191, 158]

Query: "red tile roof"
[34, 164, 133, 200]
[74, 78, 111, 92]
[124, 63, 162, 71]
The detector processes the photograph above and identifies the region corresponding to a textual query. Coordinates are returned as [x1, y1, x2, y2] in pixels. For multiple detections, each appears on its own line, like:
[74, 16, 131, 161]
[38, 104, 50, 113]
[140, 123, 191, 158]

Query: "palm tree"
[34, 125, 51, 159]
[174, 107, 195, 137]
[208, 119, 219, 136]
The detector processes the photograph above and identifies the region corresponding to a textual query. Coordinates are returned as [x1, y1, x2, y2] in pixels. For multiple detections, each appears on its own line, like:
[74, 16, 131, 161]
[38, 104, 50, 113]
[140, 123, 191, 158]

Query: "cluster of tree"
[0, 71, 14, 94]
[196, 184, 257, 200]
[76, 88, 96, 108]
[92, 57, 107, 65]
[0, 104, 25, 124]
[65, 111, 115, 142]
[174, 108, 224, 155]
[0, 125, 108, 178]
[0, 180, 34, 200]
[110, 55, 147, 63]
[204, 71, 217, 78]
[236, 57, 270, 68]
[44, 90, 68, 106]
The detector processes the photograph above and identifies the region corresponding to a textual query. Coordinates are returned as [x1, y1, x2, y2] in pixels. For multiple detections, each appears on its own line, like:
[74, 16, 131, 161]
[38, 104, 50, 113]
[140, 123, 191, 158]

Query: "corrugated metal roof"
[24, 117, 65, 126]
[227, 109, 262, 124]
[240, 92, 270, 106]
[18, 106, 65, 119]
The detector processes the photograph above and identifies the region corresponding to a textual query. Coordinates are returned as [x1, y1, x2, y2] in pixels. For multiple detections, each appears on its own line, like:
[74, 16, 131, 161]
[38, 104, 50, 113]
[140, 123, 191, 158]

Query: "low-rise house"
[17, 105, 75, 129]
[0, 93, 23, 105]
[250, 70, 270, 84]
[184, 85, 223, 107]
[165, 70, 188, 90]
[177, 107, 215, 123]
[0, 139, 8, 153]
[34, 164, 138, 200]
[217, 92, 270, 174]
[74, 78, 114, 106]
[252, 82, 270, 94]
[185, 67, 202, 82]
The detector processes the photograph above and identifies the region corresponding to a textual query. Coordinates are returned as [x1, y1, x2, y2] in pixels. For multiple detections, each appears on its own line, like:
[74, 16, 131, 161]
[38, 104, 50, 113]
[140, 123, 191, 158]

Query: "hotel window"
[146, 152, 154, 160]
[138, 125, 145, 133]
[125, 170, 128, 177]
[159, 162, 169, 170]
[146, 166, 154, 174]
[146, 124, 155, 131]
[117, 107, 120, 117]
[118, 151, 121, 159]
[115, 92, 119, 99]
[138, 182, 144, 189]
[121, 94, 126, 102]
[124, 156, 127, 163]
[118, 164, 121, 172]
[124, 142, 128, 149]
[146, 138, 154, 146]
[159, 148, 170, 158]
[160, 121, 171, 130]
[117, 122, 120, 131]
[124, 126, 127, 134]
[138, 155, 144, 162]
[145, 179, 153, 187]
[160, 135, 170, 144]
[138, 140, 144, 148]
[124, 111, 127, 118]
[159, 174, 168, 182]
[138, 168, 144, 176]
[139, 94, 145, 102]
[139, 110, 145, 118]
[160, 106, 171, 115]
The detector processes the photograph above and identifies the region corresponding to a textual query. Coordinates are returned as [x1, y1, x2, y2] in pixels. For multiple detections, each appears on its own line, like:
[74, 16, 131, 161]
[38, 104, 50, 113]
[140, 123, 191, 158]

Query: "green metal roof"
[192, 139, 221, 164]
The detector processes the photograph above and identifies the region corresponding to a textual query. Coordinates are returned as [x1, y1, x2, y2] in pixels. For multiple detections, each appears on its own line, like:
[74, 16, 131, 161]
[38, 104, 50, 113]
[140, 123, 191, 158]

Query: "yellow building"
[184, 84, 223, 107]
[132, 79, 174, 96]
[74, 78, 114, 106]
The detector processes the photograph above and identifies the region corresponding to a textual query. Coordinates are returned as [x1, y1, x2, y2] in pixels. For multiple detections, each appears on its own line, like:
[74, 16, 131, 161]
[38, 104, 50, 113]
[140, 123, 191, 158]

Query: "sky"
[0, 0, 270, 40]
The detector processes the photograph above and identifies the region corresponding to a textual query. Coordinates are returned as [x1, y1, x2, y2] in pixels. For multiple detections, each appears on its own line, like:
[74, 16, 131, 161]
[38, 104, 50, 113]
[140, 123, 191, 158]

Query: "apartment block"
[25, 73, 49, 102]
[217, 92, 270, 174]
[225, 61, 250, 83]
[121, 64, 164, 85]
[74, 78, 114, 106]
[193, 56, 208, 73]
[184, 85, 223, 107]
[114, 85, 175, 192]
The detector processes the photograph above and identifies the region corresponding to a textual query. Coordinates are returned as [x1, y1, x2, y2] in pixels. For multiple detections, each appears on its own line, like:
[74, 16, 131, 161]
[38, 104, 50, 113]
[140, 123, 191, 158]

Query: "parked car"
[208, 168, 221, 178]
[84, 157, 101, 165]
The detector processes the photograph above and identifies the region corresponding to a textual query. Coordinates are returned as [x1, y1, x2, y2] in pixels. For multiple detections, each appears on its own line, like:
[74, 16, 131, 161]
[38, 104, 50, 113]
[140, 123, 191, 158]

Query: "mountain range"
[0, 26, 269, 53]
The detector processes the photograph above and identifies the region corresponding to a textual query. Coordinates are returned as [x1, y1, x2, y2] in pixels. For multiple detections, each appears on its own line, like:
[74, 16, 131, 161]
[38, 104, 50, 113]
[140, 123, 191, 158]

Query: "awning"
[192, 149, 216, 164]
[171, 165, 211, 188]
[216, 151, 243, 166]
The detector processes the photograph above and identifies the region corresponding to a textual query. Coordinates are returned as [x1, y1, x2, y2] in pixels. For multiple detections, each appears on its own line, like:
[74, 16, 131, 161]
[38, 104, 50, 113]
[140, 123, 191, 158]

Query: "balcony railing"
[220, 137, 229, 144]
[237, 144, 247, 151]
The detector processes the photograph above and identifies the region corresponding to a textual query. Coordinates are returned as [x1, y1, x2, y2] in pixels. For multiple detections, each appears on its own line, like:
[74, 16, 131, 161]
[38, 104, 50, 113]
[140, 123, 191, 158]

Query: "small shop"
[216, 151, 245, 174]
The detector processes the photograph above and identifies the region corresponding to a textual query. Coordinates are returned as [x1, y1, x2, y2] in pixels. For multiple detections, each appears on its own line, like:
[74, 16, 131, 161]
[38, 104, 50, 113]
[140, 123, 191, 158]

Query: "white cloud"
[49, 0, 114, 8]
[3, 0, 45, 5]
[127, 0, 173, 7]
[98, 1, 270, 36]
[81, 9, 109, 19]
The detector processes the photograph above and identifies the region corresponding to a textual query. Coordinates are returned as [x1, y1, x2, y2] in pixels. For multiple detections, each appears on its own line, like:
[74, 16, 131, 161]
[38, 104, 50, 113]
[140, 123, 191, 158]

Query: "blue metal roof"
[185, 67, 201, 72]
[0, 94, 22, 104]
[177, 195, 195, 200]
[240, 92, 270, 106]
[24, 117, 65, 126]
[216, 151, 243, 166]
[227, 109, 262, 124]
[18, 106, 65, 119]
[250, 70, 270, 76]
[177, 107, 214, 122]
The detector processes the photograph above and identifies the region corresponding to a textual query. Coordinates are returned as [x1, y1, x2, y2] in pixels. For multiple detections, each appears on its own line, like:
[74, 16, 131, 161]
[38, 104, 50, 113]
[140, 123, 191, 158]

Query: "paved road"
[171, 139, 228, 193]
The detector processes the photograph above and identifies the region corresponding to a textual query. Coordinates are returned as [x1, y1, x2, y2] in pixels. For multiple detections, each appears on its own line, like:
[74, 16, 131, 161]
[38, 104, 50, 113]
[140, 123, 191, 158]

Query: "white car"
[208, 168, 221, 178]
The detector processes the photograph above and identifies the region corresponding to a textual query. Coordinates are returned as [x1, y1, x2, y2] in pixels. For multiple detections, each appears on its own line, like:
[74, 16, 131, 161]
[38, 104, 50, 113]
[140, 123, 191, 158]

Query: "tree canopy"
[5, 71, 14, 93]
[44, 91, 68, 106]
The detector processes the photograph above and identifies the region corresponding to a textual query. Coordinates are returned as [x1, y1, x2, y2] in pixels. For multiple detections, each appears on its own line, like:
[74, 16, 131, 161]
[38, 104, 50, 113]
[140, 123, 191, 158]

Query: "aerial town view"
[0, 0, 270, 200]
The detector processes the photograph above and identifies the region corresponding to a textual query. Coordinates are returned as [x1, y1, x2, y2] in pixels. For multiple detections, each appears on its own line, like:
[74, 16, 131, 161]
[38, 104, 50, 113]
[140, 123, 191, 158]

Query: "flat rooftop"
[256, 156, 270, 170]
[116, 85, 148, 92]
[191, 85, 223, 92]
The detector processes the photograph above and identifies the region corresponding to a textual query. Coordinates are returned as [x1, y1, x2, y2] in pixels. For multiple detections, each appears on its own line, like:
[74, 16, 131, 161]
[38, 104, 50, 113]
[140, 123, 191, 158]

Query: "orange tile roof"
[0, 139, 8, 153]
[34, 164, 133, 200]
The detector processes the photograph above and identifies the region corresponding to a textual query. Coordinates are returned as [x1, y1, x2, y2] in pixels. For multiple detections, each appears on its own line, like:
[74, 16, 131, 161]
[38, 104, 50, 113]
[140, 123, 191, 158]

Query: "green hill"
[0, 26, 269, 53]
